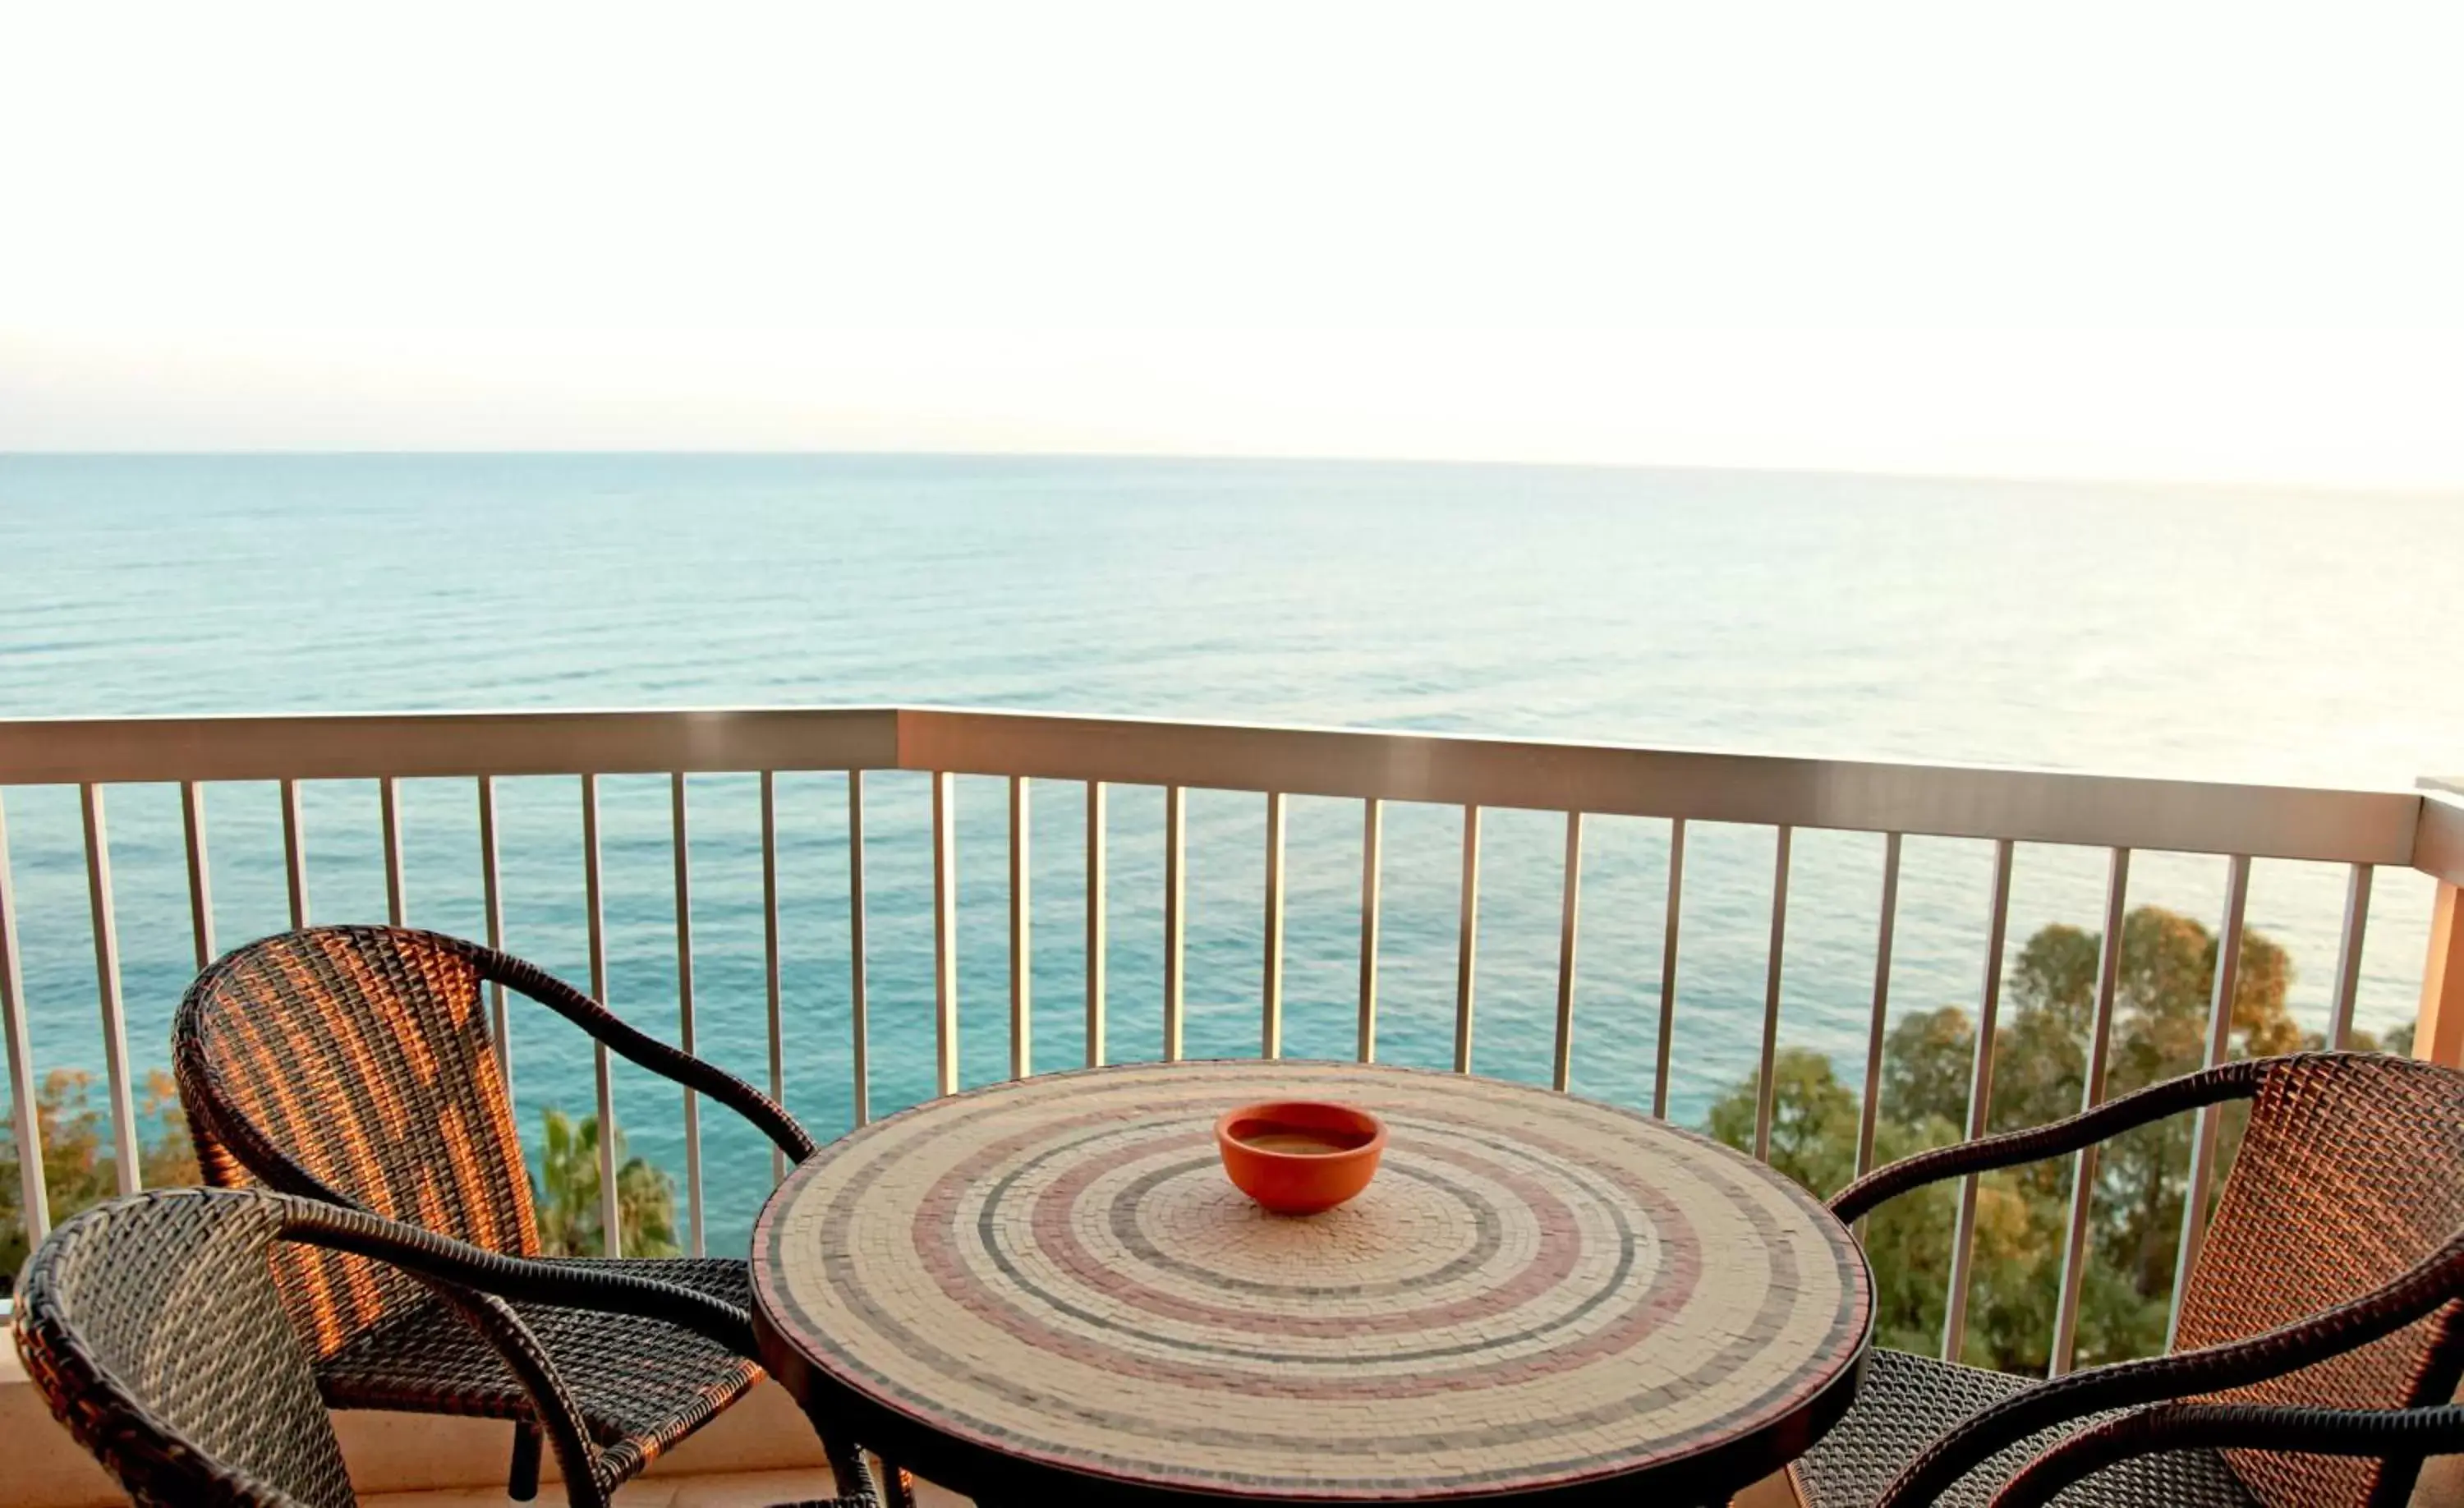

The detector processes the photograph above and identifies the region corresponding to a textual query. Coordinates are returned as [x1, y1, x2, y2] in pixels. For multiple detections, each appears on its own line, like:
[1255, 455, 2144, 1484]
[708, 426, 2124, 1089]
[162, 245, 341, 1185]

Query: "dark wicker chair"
[1788, 1051, 2464, 1508]
[11, 1186, 878, 1507]
[172, 926, 826, 1501]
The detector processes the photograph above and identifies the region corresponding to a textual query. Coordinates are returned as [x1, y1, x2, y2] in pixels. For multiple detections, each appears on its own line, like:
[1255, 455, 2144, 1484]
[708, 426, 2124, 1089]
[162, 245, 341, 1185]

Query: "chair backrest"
[11, 1188, 355, 1508]
[175, 926, 540, 1357]
[2172, 1052, 2464, 1508]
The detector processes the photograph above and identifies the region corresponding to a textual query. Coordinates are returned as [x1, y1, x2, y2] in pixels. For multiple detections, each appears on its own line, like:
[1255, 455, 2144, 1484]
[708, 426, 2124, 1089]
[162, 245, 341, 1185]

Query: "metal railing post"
[1357, 798, 1382, 1063]
[1853, 833, 1904, 1189]
[2418, 879, 2464, 1068]
[2049, 847, 2131, 1375]
[671, 772, 703, 1257]
[581, 773, 619, 1257]
[477, 776, 509, 1092]
[848, 770, 871, 1124]
[280, 777, 309, 929]
[762, 771, 788, 1165]
[1653, 819, 1685, 1119]
[1551, 811, 1583, 1092]
[1011, 776, 1032, 1079]
[1163, 785, 1186, 1062]
[80, 784, 140, 1193]
[1454, 805, 1481, 1073]
[380, 776, 407, 926]
[2167, 853, 2252, 1349]
[1753, 825, 1794, 1162]
[1942, 837, 2016, 1363]
[0, 792, 50, 1244]
[932, 772, 958, 1095]
[1262, 791, 1286, 1060]
[181, 781, 215, 969]
[2328, 863, 2374, 1051]
[1084, 780, 1106, 1069]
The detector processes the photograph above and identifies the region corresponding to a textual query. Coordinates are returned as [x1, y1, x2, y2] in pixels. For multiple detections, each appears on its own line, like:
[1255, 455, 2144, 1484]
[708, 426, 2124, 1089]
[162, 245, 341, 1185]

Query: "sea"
[2, 454, 2457, 1255]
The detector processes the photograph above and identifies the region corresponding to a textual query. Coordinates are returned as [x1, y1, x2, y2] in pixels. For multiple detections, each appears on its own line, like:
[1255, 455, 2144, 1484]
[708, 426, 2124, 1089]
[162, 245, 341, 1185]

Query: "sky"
[4, 2, 2462, 485]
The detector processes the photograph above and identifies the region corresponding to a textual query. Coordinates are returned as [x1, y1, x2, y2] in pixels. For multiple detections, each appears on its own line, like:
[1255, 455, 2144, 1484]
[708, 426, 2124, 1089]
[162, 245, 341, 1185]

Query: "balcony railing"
[3, 706, 2461, 1377]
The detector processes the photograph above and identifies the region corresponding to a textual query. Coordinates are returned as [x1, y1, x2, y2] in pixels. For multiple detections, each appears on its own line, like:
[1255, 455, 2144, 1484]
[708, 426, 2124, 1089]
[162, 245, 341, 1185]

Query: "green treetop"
[1708, 903, 2403, 1374]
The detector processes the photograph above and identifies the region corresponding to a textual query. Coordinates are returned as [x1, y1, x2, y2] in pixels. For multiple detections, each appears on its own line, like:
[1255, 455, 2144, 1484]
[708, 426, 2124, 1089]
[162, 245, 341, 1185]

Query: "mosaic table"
[752, 1060, 1872, 1506]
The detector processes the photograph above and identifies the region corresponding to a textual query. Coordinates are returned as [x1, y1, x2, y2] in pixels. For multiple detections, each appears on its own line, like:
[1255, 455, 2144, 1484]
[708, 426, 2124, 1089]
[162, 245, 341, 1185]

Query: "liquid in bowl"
[1214, 1101, 1386, 1215]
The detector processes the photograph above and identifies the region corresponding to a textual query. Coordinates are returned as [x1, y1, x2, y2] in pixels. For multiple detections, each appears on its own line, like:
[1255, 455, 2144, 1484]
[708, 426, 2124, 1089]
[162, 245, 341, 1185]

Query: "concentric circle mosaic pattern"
[756, 1061, 1870, 1501]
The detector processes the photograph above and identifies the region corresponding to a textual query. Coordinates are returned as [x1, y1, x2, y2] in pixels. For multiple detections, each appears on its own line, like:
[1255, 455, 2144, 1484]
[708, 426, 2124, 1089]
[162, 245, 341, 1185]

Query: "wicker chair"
[172, 926, 824, 1501]
[1788, 1051, 2464, 1508]
[11, 1186, 878, 1507]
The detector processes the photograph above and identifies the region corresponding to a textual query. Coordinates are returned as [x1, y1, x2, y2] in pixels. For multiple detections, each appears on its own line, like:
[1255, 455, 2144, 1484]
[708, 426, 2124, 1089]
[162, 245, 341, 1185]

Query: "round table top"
[752, 1060, 1871, 1505]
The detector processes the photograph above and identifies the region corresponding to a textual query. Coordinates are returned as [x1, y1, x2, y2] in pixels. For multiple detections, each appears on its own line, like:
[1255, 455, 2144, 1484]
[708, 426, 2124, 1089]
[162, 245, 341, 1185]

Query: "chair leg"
[819, 1432, 876, 1504]
[508, 1418, 544, 1501]
[799, 1391, 913, 1508]
[876, 1453, 917, 1508]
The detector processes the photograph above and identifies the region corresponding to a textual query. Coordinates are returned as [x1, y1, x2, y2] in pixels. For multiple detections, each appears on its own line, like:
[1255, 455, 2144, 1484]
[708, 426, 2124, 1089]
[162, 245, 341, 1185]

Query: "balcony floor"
[362, 1470, 1793, 1507]
[362, 1469, 971, 1506]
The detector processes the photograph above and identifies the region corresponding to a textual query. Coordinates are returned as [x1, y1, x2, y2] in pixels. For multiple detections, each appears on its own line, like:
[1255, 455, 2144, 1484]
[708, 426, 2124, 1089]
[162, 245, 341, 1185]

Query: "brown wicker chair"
[1788, 1051, 2464, 1508]
[11, 1186, 878, 1507]
[172, 926, 823, 1501]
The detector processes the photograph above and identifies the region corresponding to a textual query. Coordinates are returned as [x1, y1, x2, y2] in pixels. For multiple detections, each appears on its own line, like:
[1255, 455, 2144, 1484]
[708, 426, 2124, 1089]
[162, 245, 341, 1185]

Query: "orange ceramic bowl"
[1215, 1100, 1386, 1216]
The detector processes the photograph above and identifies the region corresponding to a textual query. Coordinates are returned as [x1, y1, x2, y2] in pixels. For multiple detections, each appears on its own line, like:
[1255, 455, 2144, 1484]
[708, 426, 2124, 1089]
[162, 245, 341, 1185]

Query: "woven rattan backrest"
[10, 1188, 355, 1508]
[2172, 1052, 2464, 1508]
[176, 926, 540, 1358]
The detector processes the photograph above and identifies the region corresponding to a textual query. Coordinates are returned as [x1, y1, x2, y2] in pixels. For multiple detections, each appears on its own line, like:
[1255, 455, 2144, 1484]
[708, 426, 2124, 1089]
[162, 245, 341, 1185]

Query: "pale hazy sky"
[5, 2, 2462, 485]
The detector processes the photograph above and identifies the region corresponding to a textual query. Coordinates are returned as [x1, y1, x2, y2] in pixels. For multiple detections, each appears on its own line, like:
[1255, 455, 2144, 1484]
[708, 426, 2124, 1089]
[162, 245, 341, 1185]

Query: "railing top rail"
[896, 709, 2423, 865]
[0, 705, 2434, 868]
[0, 708, 903, 784]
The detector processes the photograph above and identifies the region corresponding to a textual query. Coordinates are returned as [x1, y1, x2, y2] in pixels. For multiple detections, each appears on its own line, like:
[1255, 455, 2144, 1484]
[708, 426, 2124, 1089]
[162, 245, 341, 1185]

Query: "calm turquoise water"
[2, 454, 2457, 1253]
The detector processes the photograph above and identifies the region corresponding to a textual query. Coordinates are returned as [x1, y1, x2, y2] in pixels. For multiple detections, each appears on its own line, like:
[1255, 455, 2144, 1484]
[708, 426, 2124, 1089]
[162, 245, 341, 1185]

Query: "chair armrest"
[1873, 1224, 2464, 1508]
[476, 942, 819, 1165]
[1831, 1059, 2264, 1225]
[412, 1278, 611, 1508]
[284, 1200, 759, 1358]
[1990, 1400, 2464, 1508]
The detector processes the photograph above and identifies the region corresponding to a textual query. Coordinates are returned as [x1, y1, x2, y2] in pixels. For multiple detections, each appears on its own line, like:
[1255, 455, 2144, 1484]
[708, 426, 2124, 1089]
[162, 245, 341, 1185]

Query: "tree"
[7, 1074, 686, 1294]
[1711, 1047, 1970, 1354]
[3, 1069, 201, 1296]
[1998, 908, 2296, 1308]
[1708, 904, 2324, 1376]
[531, 1107, 681, 1258]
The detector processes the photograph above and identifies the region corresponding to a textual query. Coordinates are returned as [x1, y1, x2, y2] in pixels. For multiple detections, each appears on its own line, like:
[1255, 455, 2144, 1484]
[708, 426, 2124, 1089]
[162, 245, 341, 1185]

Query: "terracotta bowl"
[1215, 1100, 1386, 1216]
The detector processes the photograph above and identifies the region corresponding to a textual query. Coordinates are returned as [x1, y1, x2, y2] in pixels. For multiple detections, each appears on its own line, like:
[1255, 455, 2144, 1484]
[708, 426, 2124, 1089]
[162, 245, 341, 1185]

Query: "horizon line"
[4, 445, 2459, 499]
